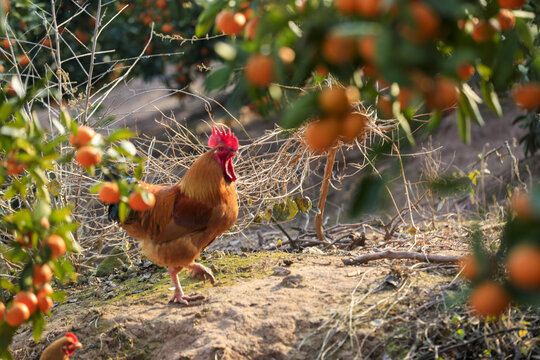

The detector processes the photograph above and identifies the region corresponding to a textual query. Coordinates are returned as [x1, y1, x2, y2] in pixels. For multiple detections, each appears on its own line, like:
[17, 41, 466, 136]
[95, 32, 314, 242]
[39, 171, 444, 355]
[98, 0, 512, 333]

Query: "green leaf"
[118, 202, 130, 222]
[514, 18, 533, 50]
[32, 201, 51, 221]
[195, 0, 228, 37]
[426, 111, 442, 134]
[49, 290, 67, 303]
[32, 312, 45, 341]
[480, 80, 502, 117]
[286, 198, 298, 220]
[393, 101, 415, 146]
[107, 128, 135, 143]
[205, 65, 233, 92]
[460, 88, 484, 127]
[282, 92, 320, 129]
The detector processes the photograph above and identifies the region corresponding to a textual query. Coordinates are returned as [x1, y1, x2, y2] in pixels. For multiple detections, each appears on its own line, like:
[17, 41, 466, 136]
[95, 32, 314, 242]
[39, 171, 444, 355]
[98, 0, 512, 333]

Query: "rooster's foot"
[169, 292, 205, 305]
[187, 263, 216, 285]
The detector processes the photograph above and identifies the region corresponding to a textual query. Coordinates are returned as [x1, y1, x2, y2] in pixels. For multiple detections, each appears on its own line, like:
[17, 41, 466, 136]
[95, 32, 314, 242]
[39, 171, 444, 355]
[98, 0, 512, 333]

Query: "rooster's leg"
[168, 266, 205, 304]
[187, 263, 216, 285]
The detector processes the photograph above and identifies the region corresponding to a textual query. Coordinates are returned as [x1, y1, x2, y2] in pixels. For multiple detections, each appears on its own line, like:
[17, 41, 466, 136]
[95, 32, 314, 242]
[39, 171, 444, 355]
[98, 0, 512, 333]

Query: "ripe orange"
[356, 0, 381, 18]
[99, 182, 121, 204]
[498, 0, 525, 9]
[41, 37, 52, 48]
[468, 281, 510, 318]
[128, 191, 156, 211]
[425, 77, 458, 111]
[341, 113, 367, 142]
[6, 153, 27, 176]
[37, 283, 53, 298]
[37, 294, 53, 313]
[318, 87, 350, 115]
[6, 302, 30, 327]
[245, 17, 259, 39]
[0, 64, 4, 73]
[162, 23, 173, 33]
[156, 0, 166, 9]
[335, 0, 356, 14]
[245, 54, 275, 87]
[377, 95, 393, 118]
[507, 245, 540, 289]
[33, 264, 53, 287]
[512, 191, 533, 219]
[14, 291, 38, 315]
[75, 30, 90, 43]
[322, 34, 355, 65]
[497, 9, 515, 30]
[397, 87, 415, 110]
[216, 9, 246, 35]
[18, 54, 30, 67]
[70, 126, 96, 147]
[76, 146, 101, 167]
[512, 83, 540, 111]
[305, 118, 340, 152]
[357, 35, 376, 62]
[400, 1, 439, 43]
[472, 20, 496, 42]
[0, 302, 4, 321]
[1, 39, 14, 49]
[278, 47, 296, 64]
[44, 234, 66, 259]
[458, 255, 478, 281]
[457, 62, 475, 80]
[314, 64, 329, 76]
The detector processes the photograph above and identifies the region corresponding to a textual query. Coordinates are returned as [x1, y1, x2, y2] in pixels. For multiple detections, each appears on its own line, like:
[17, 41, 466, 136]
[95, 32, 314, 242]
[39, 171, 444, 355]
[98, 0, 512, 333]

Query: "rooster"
[109, 127, 239, 304]
[39, 332, 82, 360]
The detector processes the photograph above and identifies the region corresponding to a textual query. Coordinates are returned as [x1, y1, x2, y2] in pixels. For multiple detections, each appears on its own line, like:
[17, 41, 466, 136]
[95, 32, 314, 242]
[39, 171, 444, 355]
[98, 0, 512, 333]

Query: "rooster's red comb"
[208, 126, 239, 151]
[65, 332, 78, 343]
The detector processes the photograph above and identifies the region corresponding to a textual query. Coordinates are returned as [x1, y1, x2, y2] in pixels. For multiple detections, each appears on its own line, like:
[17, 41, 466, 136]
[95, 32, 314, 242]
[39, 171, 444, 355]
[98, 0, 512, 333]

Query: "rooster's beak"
[75, 342, 83, 349]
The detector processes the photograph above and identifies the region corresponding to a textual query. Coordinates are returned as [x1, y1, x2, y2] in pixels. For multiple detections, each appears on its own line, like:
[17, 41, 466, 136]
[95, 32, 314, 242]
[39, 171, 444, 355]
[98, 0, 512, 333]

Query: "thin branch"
[342, 251, 462, 265]
[83, 0, 101, 125]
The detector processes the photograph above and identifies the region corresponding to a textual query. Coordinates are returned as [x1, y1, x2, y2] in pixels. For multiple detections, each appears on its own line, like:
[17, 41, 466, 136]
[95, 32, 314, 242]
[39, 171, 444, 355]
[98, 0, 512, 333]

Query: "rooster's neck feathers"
[179, 150, 231, 205]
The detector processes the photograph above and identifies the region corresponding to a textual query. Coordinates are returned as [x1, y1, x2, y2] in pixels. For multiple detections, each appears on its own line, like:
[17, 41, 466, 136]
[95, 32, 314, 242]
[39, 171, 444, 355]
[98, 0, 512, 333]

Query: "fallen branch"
[342, 251, 462, 265]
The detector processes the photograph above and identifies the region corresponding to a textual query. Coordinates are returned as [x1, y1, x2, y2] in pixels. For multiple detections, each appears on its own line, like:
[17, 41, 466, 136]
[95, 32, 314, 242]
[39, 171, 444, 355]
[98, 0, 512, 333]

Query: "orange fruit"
[162, 23, 173, 33]
[377, 95, 393, 118]
[37, 294, 53, 313]
[397, 87, 415, 110]
[278, 47, 296, 64]
[498, 0, 525, 9]
[128, 191, 156, 211]
[44, 234, 66, 259]
[245, 17, 259, 39]
[322, 34, 355, 65]
[156, 0, 166, 9]
[0, 302, 4, 321]
[497, 9, 515, 30]
[305, 118, 340, 152]
[99, 182, 121, 204]
[75, 146, 101, 167]
[512, 83, 540, 111]
[33, 264, 53, 287]
[335, 0, 357, 14]
[357, 35, 377, 62]
[468, 281, 510, 318]
[319, 87, 350, 115]
[41, 37, 52, 48]
[0, 64, 4, 73]
[356, 0, 382, 18]
[314, 64, 329, 76]
[13, 291, 38, 315]
[37, 283, 53, 298]
[5, 302, 30, 326]
[18, 54, 30, 67]
[472, 20, 496, 42]
[457, 62, 475, 81]
[400, 1, 439, 43]
[245, 54, 275, 87]
[216, 9, 246, 35]
[341, 113, 367, 142]
[424, 77, 458, 111]
[6, 152, 27, 176]
[75, 30, 90, 43]
[70, 126, 96, 147]
[507, 245, 540, 289]
[458, 255, 478, 281]
[1, 39, 14, 49]
[512, 191, 534, 219]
